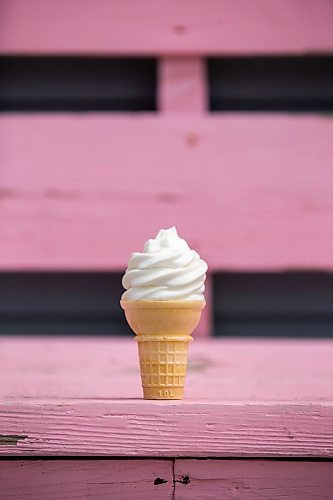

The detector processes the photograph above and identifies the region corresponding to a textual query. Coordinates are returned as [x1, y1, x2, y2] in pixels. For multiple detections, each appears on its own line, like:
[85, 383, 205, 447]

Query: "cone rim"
[136, 335, 192, 342]
[120, 299, 205, 311]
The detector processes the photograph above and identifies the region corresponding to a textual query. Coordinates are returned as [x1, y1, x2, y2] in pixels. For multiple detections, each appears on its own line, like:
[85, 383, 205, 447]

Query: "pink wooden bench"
[1, 0, 333, 497]
[1, 337, 333, 497]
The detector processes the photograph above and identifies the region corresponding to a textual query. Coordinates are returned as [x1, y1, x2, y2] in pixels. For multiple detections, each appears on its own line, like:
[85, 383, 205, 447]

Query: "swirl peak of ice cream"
[121, 227, 207, 301]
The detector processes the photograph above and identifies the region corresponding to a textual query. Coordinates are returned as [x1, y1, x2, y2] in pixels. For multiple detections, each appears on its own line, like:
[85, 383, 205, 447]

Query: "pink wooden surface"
[1, 338, 332, 457]
[1, 114, 333, 271]
[1, 0, 333, 55]
[0, 460, 332, 500]
[0, 459, 173, 500]
[159, 58, 206, 113]
[175, 460, 333, 499]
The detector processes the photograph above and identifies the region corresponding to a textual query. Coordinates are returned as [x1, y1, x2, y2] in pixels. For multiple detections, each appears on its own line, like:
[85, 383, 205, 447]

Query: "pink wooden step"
[1, 337, 332, 457]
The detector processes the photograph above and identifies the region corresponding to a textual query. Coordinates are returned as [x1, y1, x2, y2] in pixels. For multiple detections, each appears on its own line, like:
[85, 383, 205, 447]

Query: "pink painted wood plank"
[0, 460, 173, 499]
[1, 0, 333, 55]
[175, 460, 333, 499]
[1, 338, 332, 402]
[1, 400, 332, 457]
[0, 338, 332, 457]
[0, 460, 332, 499]
[158, 58, 206, 113]
[1, 114, 333, 271]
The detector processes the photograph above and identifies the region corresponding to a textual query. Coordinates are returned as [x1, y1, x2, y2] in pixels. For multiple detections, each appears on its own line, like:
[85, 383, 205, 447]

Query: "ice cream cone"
[120, 300, 205, 399]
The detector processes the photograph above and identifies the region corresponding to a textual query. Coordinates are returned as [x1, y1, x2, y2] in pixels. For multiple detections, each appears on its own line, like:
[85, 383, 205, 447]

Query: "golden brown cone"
[120, 300, 205, 399]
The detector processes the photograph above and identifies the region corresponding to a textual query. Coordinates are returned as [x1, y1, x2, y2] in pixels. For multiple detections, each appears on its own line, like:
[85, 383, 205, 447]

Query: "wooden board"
[0, 459, 332, 499]
[1, 114, 333, 271]
[174, 459, 333, 499]
[1, 0, 333, 55]
[0, 338, 332, 457]
[0, 459, 173, 499]
[1, 400, 332, 457]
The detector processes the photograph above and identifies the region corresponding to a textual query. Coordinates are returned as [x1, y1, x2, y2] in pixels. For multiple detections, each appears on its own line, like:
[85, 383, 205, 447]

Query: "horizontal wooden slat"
[1, 115, 333, 270]
[1, 337, 331, 401]
[2, 459, 332, 499]
[0, 338, 332, 457]
[1, 0, 333, 55]
[0, 460, 173, 499]
[175, 460, 333, 499]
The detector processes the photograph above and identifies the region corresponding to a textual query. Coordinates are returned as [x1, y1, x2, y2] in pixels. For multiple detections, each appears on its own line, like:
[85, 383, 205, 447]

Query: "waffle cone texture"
[120, 300, 205, 399]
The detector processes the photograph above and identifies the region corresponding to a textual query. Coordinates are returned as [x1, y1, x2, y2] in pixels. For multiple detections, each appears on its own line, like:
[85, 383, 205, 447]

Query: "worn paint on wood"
[0, 338, 332, 457]
[0, 459, 332, 499]
[174, 459, 333, 499]
[1, 400, 332, 457]
[1, 115, 333, 271]
[1, 0, 333, 55]
[0, 459, 173, 499]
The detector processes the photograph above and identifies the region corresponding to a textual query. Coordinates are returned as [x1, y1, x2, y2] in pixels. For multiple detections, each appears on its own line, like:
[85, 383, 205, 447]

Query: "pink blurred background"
[1, 0, 333, 337]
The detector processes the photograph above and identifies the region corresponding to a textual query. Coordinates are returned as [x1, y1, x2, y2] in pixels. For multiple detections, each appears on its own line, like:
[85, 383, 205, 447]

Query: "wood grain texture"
[158, 58, 206, 113]
[1, 114, 333, 271]
[0, 459, 173, 499]
[1, 0, 332, 54]
[0, 459, 332, 499]
[1, 400, 332, 457]
[0, 338, 332, 457]
[174, 459, 333, 499]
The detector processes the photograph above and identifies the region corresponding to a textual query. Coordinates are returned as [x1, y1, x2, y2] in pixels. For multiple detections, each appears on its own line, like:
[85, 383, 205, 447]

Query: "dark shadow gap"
[0, 272, 131, 335]
[0, 56, 156, 112]
[213, 271, 333, 337]
[208, 56, 333, 112]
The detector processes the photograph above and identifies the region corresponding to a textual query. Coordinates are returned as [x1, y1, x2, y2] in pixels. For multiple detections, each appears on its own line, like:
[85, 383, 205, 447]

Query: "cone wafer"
[120, 300, 205, 399]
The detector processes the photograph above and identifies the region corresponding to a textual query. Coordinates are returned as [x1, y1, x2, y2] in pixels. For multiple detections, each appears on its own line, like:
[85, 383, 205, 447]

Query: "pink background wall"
[1, 0, 333, 336]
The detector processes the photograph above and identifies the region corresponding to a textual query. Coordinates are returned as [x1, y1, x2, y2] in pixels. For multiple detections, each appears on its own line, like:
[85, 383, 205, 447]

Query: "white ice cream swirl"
[121, 227, 207, 301]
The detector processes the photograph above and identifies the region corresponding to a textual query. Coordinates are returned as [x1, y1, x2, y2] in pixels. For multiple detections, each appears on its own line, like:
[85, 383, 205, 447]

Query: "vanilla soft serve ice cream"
[121, 227, 207, 400]
[121, 227, 207, 301]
